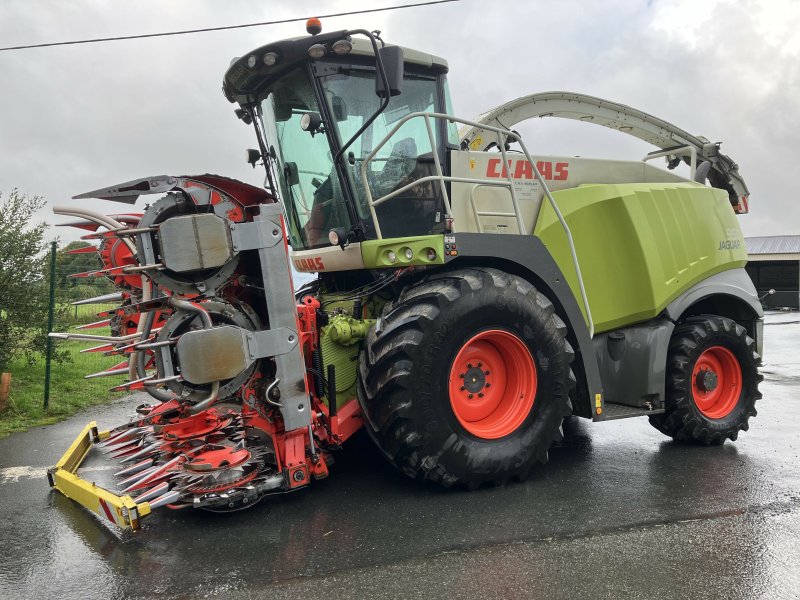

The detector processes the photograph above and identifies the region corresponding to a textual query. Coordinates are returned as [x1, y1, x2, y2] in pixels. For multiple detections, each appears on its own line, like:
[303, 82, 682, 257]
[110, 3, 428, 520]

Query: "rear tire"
[357, 267, 575, 488]
[649, 315, 761, 445]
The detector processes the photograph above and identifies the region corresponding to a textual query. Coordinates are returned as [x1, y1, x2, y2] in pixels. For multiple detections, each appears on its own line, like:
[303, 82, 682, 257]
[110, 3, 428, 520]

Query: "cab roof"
[222, 33, 448, 106]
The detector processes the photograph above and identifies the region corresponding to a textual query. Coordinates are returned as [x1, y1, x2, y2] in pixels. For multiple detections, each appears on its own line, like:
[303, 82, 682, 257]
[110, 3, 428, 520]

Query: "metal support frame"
[360, 111, 594, 337]
[254, 204, 311, 431]
[229, 219, 283, 252]
[246, 327, 298, 360]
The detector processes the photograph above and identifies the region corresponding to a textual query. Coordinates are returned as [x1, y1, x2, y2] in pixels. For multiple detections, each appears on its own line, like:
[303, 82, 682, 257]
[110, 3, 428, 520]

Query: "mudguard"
[665, 268, 764, 357]
[665, 268, 762, 321]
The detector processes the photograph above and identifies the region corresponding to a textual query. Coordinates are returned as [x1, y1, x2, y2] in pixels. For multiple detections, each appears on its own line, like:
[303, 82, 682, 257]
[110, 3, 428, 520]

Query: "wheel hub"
[695, 369, 718, 393]
[462, 365, 487, 393]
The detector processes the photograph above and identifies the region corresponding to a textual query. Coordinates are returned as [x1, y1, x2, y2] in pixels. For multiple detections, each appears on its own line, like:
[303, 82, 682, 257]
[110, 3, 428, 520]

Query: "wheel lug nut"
[460, 373, 465, 378]
[468, 394, 474, 399]
[485, 371, 490, 376]
[485, 383, 491, 388]
[467, 363, 473, 369]
[478, 392, 484, 398]
[460, 386, 465, 391]
[477, 362, 482, 367]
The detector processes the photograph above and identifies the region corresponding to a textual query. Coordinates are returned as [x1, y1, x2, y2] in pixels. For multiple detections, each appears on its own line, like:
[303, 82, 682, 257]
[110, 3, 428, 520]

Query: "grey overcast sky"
[0, 0, 797, 243]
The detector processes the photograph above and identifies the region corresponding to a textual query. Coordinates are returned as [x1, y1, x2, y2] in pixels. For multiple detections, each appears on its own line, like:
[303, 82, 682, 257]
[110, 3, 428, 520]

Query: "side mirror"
[245, 149, 261, 168]
[376, 46, 404, 98]
[234, 108, 252, 125]
[273, 103, 292, 122]
[284, 162, 300, 186]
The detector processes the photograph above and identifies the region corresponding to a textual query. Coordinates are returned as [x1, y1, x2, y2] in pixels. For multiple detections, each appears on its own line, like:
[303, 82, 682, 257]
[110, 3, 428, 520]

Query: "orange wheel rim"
[691, 345, 742, 419]
[448, 330, 537, 439]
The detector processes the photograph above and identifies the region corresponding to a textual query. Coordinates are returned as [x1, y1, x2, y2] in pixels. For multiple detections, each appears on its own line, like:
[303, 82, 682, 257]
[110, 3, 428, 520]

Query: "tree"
[56, 241, 101, 287]
[56, 241, 114, 301]
[0, 189, 55, 371]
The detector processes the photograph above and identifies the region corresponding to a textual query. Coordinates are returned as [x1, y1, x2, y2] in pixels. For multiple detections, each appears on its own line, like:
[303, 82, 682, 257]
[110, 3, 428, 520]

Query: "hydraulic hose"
[168, 297, 213, 328]
[188, 381, 220, 415]
[137, 302, 173, 402]
[167, 297, 220, 413]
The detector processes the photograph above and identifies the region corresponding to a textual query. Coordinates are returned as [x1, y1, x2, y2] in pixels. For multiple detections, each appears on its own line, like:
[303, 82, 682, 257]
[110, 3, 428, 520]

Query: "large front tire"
[649, 315, 761, 445]
[357, 267, 574, 488]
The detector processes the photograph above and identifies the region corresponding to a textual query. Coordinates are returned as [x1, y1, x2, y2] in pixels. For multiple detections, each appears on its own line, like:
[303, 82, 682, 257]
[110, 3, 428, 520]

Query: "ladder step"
[600, 402, 664, 421]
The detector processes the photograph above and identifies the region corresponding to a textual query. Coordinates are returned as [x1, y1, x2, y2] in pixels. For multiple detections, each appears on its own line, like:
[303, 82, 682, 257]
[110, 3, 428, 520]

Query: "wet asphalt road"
[0, 313, 798, 599]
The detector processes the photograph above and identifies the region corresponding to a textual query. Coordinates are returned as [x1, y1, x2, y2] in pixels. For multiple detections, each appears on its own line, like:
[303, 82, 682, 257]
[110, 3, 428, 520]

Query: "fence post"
[0, 372, 10, 411]
[43, 240, 57, 410]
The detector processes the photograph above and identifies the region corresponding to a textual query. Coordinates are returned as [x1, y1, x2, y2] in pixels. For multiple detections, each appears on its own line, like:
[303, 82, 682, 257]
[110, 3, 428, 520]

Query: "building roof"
[745, 235, 800, 255]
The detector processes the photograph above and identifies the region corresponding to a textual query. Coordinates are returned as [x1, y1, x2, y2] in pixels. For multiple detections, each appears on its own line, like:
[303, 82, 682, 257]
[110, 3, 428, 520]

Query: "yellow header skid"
[47, 421, 151, 531]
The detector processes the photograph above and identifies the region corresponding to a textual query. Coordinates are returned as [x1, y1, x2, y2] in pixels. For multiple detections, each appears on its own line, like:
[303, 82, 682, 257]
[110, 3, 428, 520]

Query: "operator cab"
[223, 27, 458, 251]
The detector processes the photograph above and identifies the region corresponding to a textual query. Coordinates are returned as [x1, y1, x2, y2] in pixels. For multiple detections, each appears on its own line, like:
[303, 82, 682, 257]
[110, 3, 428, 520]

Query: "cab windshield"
[262, 68, 344, 249]
[262, 62, 454, 250]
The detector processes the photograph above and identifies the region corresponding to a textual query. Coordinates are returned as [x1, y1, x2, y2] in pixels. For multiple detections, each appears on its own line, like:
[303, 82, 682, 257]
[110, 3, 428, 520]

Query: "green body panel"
[360, 235, 445, 269]
[533, 182, 747, 333]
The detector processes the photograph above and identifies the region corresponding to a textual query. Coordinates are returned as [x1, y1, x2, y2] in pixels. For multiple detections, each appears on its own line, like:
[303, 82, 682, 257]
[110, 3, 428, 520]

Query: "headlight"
[332, 39, 352, 55]
[300, 112, 322, 133]
[308, 44, 327, 59]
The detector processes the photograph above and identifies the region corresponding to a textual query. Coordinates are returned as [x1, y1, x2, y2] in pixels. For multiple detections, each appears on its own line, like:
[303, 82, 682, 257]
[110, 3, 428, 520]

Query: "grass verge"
[0, 334, 125, 438]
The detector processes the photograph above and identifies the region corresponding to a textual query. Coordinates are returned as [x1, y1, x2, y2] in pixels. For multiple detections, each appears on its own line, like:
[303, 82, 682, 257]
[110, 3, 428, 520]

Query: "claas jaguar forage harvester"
[48, 19, 762, 530]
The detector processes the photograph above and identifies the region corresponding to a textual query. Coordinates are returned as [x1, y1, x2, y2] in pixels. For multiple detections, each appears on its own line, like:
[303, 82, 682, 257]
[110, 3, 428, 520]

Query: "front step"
[600, 402, 664, 421]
